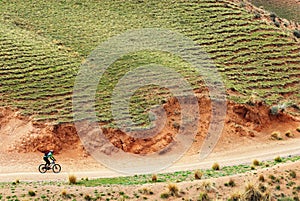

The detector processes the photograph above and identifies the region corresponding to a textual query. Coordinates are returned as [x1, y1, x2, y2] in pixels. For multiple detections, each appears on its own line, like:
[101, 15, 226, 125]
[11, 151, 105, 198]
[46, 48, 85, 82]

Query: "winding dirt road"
[1, 138, 300, 182]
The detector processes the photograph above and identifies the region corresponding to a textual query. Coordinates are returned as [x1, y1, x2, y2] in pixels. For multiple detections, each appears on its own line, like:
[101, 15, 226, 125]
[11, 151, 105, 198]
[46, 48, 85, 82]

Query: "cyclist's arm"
[50, 155, 56, 161]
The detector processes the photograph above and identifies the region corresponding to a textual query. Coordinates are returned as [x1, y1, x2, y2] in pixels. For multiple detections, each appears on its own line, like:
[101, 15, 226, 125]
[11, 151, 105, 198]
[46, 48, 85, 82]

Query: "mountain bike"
[38, 161, 61, 173]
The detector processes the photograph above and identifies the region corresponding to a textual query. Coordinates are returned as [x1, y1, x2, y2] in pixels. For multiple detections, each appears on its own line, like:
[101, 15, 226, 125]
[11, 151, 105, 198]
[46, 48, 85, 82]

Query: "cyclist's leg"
[44, 157, 50, 168]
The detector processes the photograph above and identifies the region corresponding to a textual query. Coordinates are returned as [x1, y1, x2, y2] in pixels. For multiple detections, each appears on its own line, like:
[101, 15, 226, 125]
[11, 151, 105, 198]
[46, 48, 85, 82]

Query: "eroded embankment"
[0, 97, 299, 156]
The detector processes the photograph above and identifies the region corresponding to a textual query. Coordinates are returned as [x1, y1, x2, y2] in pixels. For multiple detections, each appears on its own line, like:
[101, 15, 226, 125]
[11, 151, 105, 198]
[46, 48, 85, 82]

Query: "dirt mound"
[0, 97, 299, 156]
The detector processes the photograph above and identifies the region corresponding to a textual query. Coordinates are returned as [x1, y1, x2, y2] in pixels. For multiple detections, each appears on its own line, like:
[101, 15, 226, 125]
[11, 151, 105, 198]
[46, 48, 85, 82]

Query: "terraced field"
[0, 0, 299, 125]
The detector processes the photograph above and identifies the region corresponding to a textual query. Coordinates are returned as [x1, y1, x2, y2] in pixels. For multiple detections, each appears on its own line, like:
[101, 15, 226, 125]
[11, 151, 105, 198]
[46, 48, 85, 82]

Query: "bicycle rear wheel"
[38, 164, 47, 173]
[52, 164, 61, 173]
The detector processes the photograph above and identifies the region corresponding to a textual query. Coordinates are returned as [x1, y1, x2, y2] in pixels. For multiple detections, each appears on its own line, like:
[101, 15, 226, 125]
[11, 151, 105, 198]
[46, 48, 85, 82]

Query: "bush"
[274, 21, 280, 27]
[167, 183, 179, 196]
[228, 178, 236, 187]
[68, 174, 77, 184]
[296, 127, 300, 133]
[258, 175, 265, 182]
[198, 191, 210, 201]
[243, 183, 263, 201]
[28, 190, 36, 196]
[228, 192, 242, 201]
[253, 159, 260, 166]
[84, 194, 92, 201]
[294, 30, 300, 38]
[274, 156, 282, 162]
[160, 192, 169, 199]
[290, 170, 297, 178]
[151, 174, 157, 182]
[271, 132, 282, 140]
[212, 162, 220, 170]
[285, 131, 294, 138]
[258, 183, 266, 193]
[194, 170, 203, 180]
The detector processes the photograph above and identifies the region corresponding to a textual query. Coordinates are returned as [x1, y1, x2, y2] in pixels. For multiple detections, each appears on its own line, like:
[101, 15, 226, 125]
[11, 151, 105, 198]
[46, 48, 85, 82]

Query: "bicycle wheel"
[52, 164, 61, 173]
[38, 164, 47, 173]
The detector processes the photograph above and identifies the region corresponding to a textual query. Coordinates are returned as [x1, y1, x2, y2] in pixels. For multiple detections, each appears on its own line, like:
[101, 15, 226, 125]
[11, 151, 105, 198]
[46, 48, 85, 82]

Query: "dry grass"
[68, 174, 77, 184]
[271, 131, 282, 140]
[243, 183, 263, 201]
[151, 174, 157, 182]
[194, 170, 203, 180]
[167, 183, 179, 196]
[285, 130, 294, 138]
[212, 162, 220, 171]
[253, 159, 260, 166]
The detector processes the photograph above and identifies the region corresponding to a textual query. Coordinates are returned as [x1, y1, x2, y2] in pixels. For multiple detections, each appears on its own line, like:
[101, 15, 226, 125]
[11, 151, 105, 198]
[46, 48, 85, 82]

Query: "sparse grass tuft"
[212, 162, 220, 171]
[271, 132, 282, 140]
[243, 183, 263, 201]
[28, 190, 36, 196]
[274, 156, 282, 162]
[84, 194, 91, 201]
[194, 170, 203, 180]
[198, 191, 210, 201]
[285, 130, 294, 138]
[253, 159, 260, 166]
[228, 191, 242, 201]
[289, 170, 297, 178]
[167, 183, 179, 196]
[160, 192, 169, 199]
[258, 175, 265, 182]
[151, 174, 157, 182]
[68, 174, 77, 184]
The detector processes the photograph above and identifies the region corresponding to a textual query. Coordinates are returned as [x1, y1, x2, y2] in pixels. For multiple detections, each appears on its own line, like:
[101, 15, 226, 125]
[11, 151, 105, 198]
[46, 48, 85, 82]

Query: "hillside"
[0, 0, 299, 154]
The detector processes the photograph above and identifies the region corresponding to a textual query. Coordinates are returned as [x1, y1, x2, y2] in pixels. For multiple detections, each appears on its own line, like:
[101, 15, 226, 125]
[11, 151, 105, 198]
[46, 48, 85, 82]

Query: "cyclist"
[43, 150, 56, 169]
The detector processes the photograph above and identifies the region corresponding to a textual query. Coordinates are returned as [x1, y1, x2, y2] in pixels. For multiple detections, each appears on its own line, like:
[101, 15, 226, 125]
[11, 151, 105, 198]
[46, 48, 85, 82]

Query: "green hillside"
[0, 0, 299, 125]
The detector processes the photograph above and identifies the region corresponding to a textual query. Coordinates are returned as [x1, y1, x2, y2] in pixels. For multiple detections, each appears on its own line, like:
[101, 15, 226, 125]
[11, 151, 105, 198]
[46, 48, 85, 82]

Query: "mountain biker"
[43, 150, 56, 169]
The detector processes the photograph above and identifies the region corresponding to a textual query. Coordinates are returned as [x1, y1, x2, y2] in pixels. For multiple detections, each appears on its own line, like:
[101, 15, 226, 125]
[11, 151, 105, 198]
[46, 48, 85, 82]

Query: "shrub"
[294, 30, 300, 38]
[68, 174, 77, 184]
[61, 190, 67, 196]
[270, 106, 279, 115]
[258, 175, 265, 182]
[194, 170, 203, 180]
[271, 132, 282, 140]
[290, 170, 297, 178]
[212, 162, 220, 170]
[274, 21, 280, 27]
[151, 174, 157, 182]
[167, 183, 179, 196]
[228, 178, 236, 187]
[285, 131, 294, 138]
[259, 183, 267, 193]
[228, 192, 242, 201]
[297, 127, 300, 133]
[84, 194, 91, 201]
[274, 156, 282, 162]
[243, 183, 263, 201]
[28, 190, 36, 196]
[198, 191, 210, 201]
[264, 190, 273, 200]
[160, 192, 169, 199]
[201, 181, 214, 192]
[270, 13, 277, 22]
[253, 159, 260, 166]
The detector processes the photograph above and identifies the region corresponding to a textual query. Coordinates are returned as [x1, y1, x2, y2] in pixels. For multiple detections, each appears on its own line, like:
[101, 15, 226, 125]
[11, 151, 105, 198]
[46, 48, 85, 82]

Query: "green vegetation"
[0, 0, 299, 125]
[75, 155, 300, 186]
[250, 0, 300, 22]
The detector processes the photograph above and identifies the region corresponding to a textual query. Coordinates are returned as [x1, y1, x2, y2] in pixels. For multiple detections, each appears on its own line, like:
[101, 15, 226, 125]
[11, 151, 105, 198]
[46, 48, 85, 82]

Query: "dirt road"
[1, 138, 300, 182]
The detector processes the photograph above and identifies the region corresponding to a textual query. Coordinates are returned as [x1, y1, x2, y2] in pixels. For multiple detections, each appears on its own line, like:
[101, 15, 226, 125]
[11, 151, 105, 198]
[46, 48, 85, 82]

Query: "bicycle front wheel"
[52, 164, 61, 173]
[38, 164, 47, 173]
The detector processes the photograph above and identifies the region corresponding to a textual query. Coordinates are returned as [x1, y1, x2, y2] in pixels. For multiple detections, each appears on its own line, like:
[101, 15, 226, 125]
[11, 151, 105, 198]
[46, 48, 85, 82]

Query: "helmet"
[49, 150, 54, 153]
